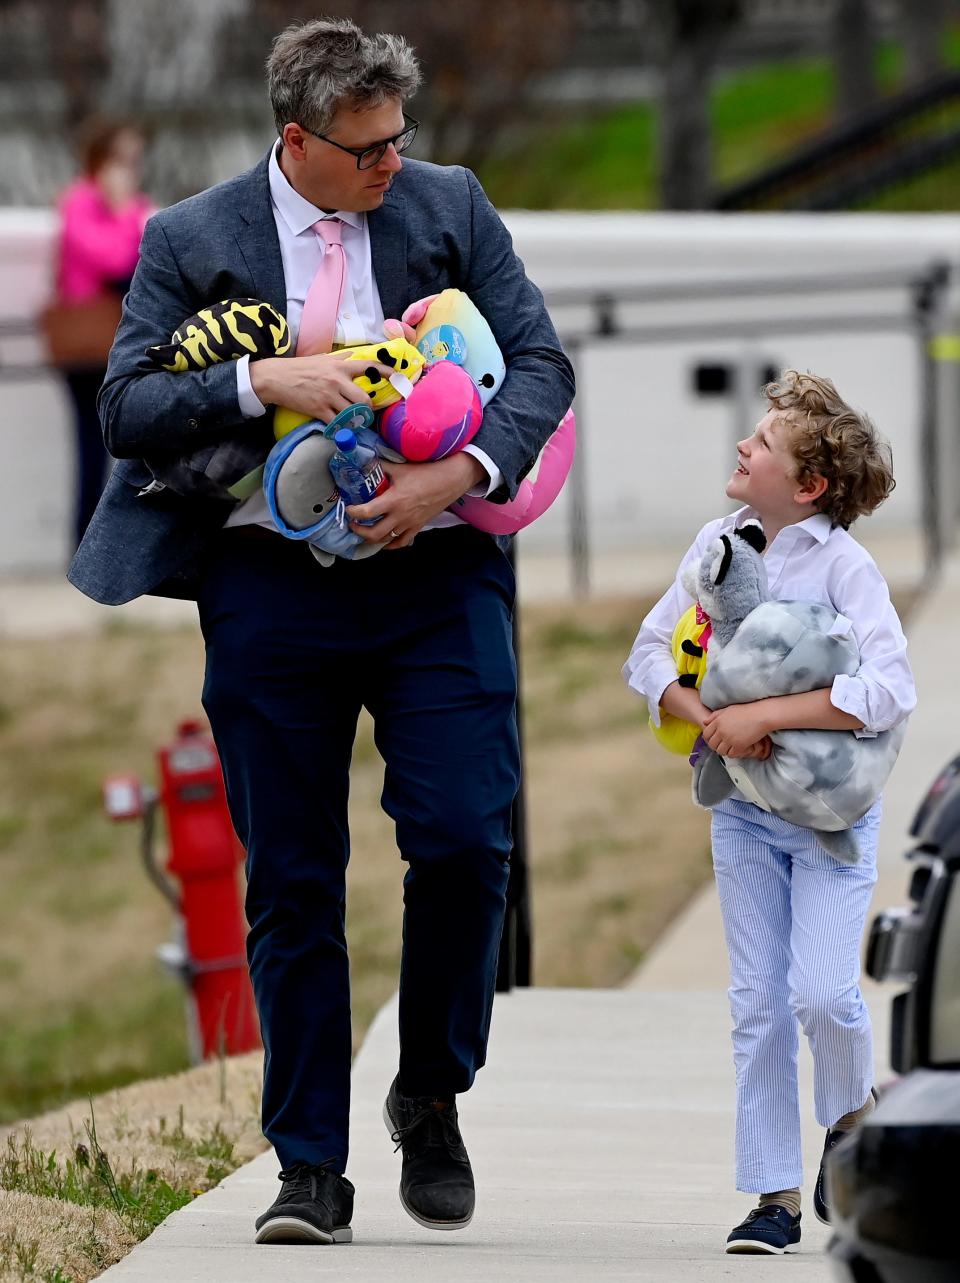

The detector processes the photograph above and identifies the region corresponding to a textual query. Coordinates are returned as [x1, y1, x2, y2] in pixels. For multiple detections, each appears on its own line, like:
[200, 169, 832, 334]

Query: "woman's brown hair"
[76, 118, 143, 177]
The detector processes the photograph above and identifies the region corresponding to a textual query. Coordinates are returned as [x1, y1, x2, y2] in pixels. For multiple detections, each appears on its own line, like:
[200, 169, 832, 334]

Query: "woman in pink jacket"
[55, 120, 153, 550]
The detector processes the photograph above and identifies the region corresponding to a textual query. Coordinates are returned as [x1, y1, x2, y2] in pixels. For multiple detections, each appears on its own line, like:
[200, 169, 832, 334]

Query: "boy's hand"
[739, 735, 773, 761]
[702, 705, 771, 758]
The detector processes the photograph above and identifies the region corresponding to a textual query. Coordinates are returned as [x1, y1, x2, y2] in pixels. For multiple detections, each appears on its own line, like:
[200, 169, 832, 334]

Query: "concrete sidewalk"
[72, 549, 960, 1279]
[99, 988, 857, 1282]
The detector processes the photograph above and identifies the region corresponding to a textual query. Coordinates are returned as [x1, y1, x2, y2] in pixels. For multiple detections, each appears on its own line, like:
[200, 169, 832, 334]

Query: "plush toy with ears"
[683, 519, 905, 863]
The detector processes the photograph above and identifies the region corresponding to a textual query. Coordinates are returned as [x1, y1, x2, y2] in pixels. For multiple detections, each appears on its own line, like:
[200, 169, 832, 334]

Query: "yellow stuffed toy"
[272, 336, 426, 439]
[649, 604, 710, 756]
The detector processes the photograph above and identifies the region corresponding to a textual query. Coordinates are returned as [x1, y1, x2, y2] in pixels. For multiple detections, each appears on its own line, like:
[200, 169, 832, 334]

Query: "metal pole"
[914, 263, 950, 583]
[497, 538, 532, 990]
[732, 344, 756, 460]
[565, 336, 590, 599]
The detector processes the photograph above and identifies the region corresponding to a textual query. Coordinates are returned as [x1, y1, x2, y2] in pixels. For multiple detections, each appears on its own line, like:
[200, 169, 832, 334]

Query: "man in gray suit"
[70, 17, 573, 1245]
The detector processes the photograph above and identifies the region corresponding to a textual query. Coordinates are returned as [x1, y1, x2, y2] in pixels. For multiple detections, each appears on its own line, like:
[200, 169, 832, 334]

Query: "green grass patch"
[479, 32, 960, 210]
[2, 1126, 187, 1243]
[0, 1103, 240, 1245]
[0, 979, 190, 1126]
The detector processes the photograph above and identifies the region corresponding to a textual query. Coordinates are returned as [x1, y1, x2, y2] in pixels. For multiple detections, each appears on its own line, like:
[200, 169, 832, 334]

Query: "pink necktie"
[297, 218, 346, 356]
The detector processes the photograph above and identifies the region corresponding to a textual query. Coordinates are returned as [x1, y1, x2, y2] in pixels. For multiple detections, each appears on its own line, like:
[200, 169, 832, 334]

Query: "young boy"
[623, 370, 916, 1254]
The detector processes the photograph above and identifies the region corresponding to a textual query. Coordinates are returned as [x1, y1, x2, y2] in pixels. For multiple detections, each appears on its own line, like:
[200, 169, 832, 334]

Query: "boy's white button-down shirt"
[623, 506, 917, 737]
[227, 143, 500, 530]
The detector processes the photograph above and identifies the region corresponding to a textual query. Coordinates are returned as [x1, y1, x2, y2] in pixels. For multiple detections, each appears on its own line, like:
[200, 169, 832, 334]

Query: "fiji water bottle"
[330, 428, 390, 527]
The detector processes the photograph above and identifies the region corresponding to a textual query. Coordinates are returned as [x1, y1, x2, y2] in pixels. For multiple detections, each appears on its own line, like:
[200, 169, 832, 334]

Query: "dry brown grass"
[0, 1190, 133, 1283]
[0, 1054, 267, 1283]
[0, 1055, 266, 1190]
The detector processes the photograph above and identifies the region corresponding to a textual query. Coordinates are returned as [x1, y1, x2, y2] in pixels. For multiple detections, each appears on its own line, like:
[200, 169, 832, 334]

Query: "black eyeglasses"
[308, 114, 419, 170]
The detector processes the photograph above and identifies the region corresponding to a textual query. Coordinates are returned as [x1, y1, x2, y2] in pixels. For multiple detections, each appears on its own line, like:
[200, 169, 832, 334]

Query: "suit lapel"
[368, 190, 408, 324]
[233, 153, 286, 316]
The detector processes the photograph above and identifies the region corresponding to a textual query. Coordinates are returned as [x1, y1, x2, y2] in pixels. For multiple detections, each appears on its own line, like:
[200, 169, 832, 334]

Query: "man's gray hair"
[267, 16, 421, 138]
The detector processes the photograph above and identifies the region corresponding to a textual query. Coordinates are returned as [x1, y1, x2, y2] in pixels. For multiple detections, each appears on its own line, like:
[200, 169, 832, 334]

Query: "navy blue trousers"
[197, 526, 519, 1172]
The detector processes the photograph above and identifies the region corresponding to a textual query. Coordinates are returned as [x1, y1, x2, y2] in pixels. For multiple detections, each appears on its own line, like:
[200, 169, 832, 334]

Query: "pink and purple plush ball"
[378, 361, 482, 462]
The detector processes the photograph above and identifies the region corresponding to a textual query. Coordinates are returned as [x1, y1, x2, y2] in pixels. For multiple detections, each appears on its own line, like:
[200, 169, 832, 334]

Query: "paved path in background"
[56, 548, 960, 1279]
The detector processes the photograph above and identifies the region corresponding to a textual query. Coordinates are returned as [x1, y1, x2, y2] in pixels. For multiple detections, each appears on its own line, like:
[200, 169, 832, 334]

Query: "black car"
[826, 754, 960, 1282]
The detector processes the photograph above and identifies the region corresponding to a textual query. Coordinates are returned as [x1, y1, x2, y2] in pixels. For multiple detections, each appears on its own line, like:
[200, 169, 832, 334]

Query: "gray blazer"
[68, 153, 575, 605]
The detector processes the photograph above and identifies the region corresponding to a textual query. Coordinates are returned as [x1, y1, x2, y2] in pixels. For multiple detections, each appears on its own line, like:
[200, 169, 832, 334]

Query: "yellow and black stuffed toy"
[649, 604, 710, 756]
[147, 298, 292, 372]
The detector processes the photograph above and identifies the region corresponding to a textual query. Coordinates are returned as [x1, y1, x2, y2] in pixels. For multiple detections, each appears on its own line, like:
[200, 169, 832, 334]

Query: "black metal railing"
[714, 70, 960, 211]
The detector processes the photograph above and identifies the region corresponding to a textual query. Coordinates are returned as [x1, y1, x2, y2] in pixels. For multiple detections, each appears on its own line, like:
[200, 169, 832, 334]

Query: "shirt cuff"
[236, 355, 268, 419]
[830, 674, 877, 739]
[623, 656, 682, 727]
[462, 444, 502, 498]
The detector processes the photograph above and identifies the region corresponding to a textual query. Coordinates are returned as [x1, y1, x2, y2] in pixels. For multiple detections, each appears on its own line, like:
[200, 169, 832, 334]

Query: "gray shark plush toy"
[682, 519, 905, 863]
[262, 412, 405, 567]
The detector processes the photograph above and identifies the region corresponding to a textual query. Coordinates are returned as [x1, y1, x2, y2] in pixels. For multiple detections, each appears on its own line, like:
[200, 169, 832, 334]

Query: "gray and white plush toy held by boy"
[683, 519, 905, 862]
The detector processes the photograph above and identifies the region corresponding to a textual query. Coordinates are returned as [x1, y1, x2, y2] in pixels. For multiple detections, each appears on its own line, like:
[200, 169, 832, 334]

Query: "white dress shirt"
[623, 506, 916, 736]
[227, 143, 501, 531]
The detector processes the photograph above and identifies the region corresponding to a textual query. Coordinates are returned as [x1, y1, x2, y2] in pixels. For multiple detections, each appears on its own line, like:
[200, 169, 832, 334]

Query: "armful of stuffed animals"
[250, 352, 395, 423]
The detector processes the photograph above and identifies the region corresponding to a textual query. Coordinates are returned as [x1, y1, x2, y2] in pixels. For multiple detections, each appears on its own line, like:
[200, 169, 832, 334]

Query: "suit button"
[187, 417, 199, 429]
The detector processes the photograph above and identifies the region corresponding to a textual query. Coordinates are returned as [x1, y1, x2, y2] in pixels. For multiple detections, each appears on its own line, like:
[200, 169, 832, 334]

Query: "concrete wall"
[3, 209, 960, 580]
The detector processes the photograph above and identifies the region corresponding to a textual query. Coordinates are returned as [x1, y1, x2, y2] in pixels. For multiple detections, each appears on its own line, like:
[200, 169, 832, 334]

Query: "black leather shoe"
[814, 1087, 878, 1225]
[725, 1205, 801, 1254]
[254, 1160, 354, 1244]
[383, 1075, 475, 1230]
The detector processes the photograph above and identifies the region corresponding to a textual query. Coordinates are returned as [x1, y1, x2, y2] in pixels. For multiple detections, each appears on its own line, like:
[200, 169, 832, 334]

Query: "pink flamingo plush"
[448, 408, 577, 534]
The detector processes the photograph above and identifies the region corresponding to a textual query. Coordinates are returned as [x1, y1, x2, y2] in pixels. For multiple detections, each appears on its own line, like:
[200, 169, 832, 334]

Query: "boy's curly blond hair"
[762, 369, 895, 529]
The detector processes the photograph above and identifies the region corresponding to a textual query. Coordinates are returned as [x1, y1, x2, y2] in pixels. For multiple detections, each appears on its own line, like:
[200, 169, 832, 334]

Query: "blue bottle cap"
[334, 428, 357, 452]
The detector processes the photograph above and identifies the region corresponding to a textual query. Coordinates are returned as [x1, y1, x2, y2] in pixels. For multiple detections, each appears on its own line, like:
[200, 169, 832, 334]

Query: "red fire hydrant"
[104, 719, 260, 1062]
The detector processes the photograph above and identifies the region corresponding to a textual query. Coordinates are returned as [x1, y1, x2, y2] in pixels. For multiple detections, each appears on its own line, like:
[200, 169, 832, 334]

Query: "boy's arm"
[660, 681, 710, 727]
[703, 549, 916, 756]
[829, 559, 916, 733]
[701, 690, 861, 758]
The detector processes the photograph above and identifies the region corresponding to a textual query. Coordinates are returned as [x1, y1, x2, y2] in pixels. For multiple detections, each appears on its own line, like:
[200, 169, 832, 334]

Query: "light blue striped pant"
[710, 797, 881, 1193]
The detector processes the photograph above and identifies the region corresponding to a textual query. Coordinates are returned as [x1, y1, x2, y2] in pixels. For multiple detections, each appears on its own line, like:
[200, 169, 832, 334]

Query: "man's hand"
[346, 453, 486, 548]
[702, 704, 773, 759]
[250, 353, 395, 424]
